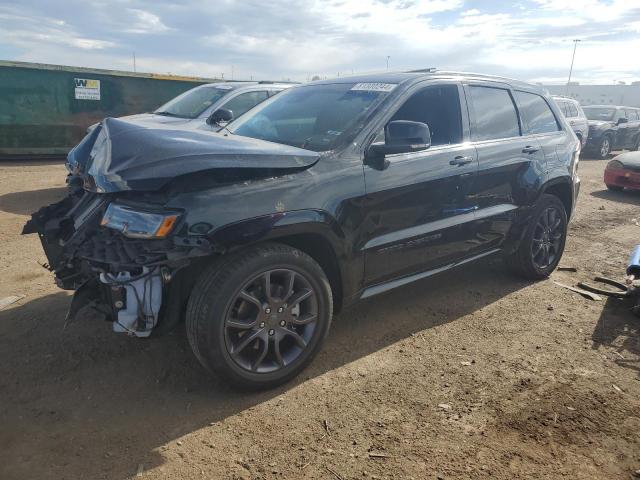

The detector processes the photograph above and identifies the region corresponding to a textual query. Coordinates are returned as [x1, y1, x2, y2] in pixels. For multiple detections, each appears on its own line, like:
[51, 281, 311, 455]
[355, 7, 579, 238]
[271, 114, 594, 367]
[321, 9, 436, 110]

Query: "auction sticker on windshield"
[350, 83, 397, 92]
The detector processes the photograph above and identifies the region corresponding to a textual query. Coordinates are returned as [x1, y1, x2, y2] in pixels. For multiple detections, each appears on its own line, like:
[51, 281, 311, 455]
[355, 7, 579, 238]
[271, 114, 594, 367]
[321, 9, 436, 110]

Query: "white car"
[552, 95, 588, 148]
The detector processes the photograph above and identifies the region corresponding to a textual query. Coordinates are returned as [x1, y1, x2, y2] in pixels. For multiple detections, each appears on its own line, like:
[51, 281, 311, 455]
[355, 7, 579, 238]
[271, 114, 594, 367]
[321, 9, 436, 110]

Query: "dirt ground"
[0, 155, 639, 480]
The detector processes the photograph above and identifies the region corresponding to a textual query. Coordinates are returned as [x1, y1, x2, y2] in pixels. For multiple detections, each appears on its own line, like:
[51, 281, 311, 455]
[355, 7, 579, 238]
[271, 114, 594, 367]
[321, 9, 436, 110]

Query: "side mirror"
[206, 108, 234, 125]
[617, 117, 628, 125]
[364, 120, 431, 170]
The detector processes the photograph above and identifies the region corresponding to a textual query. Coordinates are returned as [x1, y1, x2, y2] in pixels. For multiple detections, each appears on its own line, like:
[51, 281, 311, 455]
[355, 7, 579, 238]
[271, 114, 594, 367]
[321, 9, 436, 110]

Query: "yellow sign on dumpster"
[74, 78, 100, 100]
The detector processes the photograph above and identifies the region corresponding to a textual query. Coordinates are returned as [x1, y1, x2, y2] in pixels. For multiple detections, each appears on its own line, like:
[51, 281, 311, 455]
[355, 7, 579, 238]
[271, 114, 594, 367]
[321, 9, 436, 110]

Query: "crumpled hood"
[119, 112, 197, 126]
[67, 117, 320, 192]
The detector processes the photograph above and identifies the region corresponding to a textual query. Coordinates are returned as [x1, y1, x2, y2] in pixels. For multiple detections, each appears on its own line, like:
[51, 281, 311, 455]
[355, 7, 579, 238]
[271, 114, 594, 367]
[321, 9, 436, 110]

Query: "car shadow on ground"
[591, 296, 640, 379]
[0, 158, 66, 167]
[0, 257, 528, 479]
[0, 187, 67, 216]
[590, 188, 640, 207]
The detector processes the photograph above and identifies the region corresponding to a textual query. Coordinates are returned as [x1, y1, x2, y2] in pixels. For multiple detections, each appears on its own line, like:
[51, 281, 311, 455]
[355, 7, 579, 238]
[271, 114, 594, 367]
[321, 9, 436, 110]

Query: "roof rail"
[406, 67, 437, 73]
[258, 80, 300, 84]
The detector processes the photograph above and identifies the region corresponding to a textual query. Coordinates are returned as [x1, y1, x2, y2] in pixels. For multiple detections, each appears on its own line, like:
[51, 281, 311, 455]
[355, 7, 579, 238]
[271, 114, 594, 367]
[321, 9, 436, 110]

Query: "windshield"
[583, 107, 616, 121]
[227, 83, 394, 152]
[154, 85, 235, 119]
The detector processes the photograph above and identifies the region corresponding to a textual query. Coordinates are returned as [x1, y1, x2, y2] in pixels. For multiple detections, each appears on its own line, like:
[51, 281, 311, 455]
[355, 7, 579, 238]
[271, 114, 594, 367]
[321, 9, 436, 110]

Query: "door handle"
[450, 155, 474, 166]
[522, 146, 539, 154]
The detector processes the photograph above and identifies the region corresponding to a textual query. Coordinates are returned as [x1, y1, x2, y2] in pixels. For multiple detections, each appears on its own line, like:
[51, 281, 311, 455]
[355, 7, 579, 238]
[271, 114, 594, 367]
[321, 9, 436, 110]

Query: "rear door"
[513, 90, 567, 181]
[464, 83, 545, 251]
[362, 82, 479, 286]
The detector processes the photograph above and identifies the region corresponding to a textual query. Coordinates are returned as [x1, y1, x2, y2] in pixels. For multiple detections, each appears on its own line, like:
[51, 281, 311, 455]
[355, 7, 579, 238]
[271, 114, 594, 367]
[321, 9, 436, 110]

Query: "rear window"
[468, 86, 520, 141]
[556, 100, 568, 116]
[514, 91, 560, 134]
[566, 103, 579, 118]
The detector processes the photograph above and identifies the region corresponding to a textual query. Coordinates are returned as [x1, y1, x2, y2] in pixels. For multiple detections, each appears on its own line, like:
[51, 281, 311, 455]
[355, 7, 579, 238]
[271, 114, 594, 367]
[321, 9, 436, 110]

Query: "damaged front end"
[24, 117, 318, 337]
[23, 191, 212, 337]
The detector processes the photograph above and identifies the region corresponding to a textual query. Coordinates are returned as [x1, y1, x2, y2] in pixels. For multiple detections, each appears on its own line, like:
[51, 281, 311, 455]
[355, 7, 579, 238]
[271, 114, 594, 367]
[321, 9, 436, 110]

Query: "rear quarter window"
[514, 91, 560, 134]
[468, 86, 520, 141]
[556, 100, 568, 117]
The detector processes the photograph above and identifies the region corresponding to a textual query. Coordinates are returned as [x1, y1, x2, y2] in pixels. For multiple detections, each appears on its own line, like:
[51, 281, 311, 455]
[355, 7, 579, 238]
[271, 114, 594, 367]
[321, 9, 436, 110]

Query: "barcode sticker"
[350, 83, 397, 92]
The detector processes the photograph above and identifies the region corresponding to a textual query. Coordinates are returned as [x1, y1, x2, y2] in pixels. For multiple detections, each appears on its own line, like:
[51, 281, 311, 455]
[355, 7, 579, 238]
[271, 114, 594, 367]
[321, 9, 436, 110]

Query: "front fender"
[208, 209, 346, 254]
[206, 209, 363, 307]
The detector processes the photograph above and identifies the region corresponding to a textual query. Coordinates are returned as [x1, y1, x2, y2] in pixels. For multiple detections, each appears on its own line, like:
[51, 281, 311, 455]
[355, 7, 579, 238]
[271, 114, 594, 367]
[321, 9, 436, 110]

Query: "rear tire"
[596, 135, 612, 159]
[186, 242, 332, 390]
[505, 194, 568, 280]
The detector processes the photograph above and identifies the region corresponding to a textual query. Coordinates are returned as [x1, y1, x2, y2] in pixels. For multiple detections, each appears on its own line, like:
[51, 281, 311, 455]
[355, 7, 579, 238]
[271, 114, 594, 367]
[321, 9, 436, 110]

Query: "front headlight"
[101, 203, 180, 239]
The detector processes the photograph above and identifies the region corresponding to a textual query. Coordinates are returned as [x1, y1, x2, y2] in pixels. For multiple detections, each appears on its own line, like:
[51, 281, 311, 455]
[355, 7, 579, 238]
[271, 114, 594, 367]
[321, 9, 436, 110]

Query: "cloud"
[0, 0, 639, 84]
[124, 9, 171, 34]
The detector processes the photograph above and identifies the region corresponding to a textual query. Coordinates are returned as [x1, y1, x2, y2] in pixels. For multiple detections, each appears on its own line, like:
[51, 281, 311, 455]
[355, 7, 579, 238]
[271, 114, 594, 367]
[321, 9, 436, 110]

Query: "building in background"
[0, 60, 219, 158]
[544, 83, 640, 108]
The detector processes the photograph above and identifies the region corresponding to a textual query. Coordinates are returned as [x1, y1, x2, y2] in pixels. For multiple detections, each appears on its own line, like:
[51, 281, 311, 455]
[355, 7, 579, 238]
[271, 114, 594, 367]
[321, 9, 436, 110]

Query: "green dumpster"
[0, 60, 218, 158]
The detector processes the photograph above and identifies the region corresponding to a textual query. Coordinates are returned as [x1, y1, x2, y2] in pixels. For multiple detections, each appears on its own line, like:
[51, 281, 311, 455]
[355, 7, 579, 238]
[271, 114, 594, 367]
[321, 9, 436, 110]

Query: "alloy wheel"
[531, 206, 564, 270]
[600, 137, 610, 158]
[224, 268, 319, 373]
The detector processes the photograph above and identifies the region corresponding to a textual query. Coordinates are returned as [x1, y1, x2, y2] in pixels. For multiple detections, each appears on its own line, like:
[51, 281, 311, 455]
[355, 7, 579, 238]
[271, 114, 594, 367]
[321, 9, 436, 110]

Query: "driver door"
[361, 83, 479, 286]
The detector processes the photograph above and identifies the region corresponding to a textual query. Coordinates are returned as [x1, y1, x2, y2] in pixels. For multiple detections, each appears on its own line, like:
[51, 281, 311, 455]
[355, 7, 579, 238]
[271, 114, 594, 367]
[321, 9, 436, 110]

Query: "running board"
[360, 248, 501, 299]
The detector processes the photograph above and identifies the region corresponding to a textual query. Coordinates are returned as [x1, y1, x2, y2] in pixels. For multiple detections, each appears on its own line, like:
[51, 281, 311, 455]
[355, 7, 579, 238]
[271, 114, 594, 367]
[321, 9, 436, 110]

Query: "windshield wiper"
[154, 111, 183, 117]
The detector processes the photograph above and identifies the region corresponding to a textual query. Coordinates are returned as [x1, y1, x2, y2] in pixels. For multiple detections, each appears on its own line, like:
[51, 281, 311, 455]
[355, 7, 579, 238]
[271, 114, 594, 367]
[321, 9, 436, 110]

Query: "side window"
[223, 91, 269, 118]
[468, 86, 520, 141]
[388, 84, 462, 146]
[514, 91, 560, 134]
[625, 109, 636, 121]
[567, 103, 579, 118]
[557, 101, 568, 117]
[632, 110, 640, 121]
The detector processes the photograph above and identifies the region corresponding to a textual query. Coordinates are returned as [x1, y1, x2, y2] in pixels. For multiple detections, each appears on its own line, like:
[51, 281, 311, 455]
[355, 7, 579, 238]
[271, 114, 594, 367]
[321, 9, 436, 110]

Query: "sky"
[0, 0, 639, 84]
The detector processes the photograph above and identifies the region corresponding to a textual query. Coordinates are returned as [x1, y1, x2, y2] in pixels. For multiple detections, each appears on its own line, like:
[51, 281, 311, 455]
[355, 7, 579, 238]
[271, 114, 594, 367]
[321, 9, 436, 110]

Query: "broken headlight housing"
[101, 203, 180, 239]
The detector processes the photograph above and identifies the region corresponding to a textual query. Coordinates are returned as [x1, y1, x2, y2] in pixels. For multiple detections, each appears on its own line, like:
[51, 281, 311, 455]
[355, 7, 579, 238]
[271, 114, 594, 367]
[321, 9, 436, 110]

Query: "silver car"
[86, 82, 294, 134]
[552, 96, 588, 148]
[131, 81, 294, 128]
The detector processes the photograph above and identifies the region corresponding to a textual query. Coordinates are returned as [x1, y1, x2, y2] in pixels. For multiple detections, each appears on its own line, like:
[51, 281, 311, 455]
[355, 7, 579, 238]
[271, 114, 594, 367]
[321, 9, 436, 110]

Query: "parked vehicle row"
[552, 96, 588, 148]
[551, 97, 640, 160]
[24, 71, 580, 389]
[583, 105, 640, 159]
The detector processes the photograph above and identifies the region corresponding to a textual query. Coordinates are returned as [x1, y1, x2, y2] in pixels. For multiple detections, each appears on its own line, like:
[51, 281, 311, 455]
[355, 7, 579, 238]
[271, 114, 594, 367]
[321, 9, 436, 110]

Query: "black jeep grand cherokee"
[25, 71, 580, 389]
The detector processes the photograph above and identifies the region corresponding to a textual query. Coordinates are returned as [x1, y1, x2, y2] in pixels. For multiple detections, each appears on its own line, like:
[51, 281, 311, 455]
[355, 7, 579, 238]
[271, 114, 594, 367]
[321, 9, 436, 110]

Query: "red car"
[604, 152, 640, 191]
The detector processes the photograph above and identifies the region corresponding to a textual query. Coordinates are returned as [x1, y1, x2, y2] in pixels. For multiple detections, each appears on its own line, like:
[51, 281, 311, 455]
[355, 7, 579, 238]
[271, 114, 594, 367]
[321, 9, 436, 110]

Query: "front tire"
[506, 194, 568, 279]
[186, 243, 333, 390]
[606, 184, 623, 192]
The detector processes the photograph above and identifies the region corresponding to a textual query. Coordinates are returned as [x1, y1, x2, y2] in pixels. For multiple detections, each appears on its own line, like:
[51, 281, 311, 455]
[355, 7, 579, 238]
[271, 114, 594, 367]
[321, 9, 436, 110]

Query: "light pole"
[566, 39, 580, 95]
[386, 56, 390, 70]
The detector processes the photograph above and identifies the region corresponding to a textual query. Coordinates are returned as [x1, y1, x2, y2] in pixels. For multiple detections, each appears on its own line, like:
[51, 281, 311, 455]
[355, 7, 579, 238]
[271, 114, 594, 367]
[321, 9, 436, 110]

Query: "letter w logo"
[74, 78, 87, 87]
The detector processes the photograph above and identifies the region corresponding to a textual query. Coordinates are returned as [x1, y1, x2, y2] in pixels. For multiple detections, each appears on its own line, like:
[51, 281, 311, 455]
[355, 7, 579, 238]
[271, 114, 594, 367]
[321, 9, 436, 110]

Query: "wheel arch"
[206, 210, 351, 312]
[541, 177, 573, 216]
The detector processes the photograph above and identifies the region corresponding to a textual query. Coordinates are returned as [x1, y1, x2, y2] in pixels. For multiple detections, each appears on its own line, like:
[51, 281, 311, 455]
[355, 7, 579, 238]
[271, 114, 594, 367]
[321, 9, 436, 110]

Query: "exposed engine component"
[100, 267, 162, 337]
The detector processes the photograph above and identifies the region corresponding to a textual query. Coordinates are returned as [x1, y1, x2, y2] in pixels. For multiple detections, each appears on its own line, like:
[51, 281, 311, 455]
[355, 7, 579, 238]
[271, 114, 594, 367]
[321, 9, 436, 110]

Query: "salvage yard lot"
[0, 157, 639, 479]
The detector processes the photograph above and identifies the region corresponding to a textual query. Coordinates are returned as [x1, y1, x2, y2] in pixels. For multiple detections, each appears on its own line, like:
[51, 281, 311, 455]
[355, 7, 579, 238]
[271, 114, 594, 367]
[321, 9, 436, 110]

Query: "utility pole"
[386, 56, 391, 70]
[132, 52, 136, 72]
[566, 39, 580, 95]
